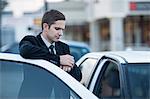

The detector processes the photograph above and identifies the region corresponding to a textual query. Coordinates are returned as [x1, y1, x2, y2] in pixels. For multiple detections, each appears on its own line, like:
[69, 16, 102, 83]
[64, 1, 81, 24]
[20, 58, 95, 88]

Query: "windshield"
[126, 63, 150, 99]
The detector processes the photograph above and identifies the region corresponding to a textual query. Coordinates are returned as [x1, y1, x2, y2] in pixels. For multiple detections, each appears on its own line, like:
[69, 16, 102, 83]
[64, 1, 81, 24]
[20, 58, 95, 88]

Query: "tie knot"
[49, 45, 54, 49]
[49, 45, 55, 54]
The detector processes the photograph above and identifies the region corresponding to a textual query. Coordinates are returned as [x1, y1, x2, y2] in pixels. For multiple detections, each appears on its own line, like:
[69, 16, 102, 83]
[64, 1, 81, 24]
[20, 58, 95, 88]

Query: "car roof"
[77, 51, 150, 64]
[0, 53, 98, 99]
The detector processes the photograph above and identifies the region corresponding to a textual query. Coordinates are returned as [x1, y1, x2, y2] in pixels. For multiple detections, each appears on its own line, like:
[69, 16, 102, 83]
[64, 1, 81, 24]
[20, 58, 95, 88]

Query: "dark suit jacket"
[19, 34, 82, 81]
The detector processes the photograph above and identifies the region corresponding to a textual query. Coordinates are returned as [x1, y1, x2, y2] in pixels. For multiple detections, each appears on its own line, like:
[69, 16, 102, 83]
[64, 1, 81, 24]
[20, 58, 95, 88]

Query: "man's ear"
[43, 23, 49, 30]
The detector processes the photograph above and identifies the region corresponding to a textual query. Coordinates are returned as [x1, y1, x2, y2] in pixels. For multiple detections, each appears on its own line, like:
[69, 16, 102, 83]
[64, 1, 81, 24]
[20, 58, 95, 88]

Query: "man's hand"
[60, 54, 75, 68]
[60, 65, 72, 72]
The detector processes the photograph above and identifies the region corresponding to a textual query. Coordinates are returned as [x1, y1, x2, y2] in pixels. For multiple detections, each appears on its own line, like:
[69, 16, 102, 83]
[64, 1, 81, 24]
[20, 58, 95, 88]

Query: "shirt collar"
[40, 34, 55, 48]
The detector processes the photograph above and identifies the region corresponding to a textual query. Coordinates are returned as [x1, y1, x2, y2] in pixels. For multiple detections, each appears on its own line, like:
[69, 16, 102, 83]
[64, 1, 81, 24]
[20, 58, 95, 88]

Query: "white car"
[76, 51, 150, 99]
[0, 53, 98, 99]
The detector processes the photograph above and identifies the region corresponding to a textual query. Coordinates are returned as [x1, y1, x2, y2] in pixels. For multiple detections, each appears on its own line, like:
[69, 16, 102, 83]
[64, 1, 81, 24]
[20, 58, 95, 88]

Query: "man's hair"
[41, 9, 66, 30]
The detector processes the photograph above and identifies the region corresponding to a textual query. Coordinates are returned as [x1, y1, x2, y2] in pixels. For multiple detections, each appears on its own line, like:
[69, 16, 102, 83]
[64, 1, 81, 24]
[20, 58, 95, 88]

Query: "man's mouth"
[56, 36, 60, 39]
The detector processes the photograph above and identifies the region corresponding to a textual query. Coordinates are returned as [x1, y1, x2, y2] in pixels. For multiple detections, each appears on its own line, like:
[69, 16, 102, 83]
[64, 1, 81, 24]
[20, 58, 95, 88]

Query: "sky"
[5, 0, 65, 17]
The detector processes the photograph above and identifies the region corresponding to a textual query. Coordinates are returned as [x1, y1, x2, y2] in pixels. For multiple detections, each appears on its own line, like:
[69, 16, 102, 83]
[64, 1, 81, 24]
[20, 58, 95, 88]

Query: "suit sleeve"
[67, 64, 82, 82]
[61, 42, 82, 81]
[19, 36, 60, 66]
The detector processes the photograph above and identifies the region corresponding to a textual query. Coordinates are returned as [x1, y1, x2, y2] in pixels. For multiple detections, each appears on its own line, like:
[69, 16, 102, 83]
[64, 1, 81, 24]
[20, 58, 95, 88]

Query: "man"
[19, 9, 82, 81]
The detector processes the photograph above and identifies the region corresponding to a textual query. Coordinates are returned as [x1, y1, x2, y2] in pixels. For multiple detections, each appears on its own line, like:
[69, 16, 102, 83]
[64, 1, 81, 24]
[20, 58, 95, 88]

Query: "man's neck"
[41, 33, 54, 48]
[41, 32, 53, 44]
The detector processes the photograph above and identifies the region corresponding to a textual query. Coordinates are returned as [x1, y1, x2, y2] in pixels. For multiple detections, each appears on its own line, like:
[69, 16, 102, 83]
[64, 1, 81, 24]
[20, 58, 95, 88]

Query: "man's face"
[44, 20, 65, 43]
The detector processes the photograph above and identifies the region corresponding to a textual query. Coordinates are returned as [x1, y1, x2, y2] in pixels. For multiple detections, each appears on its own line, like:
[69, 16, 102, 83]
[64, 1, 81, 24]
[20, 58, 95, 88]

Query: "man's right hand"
[60, 54, 75, 68]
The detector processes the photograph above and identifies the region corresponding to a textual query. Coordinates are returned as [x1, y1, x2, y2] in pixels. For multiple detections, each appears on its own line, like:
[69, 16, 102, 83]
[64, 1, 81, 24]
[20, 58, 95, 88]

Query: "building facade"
[88, 0, 150, 51]
[2, 0, 150, 51]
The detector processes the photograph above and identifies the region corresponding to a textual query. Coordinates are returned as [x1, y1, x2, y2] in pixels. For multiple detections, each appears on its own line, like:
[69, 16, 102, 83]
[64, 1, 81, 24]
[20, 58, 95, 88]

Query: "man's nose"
[58, 30, 63, 36]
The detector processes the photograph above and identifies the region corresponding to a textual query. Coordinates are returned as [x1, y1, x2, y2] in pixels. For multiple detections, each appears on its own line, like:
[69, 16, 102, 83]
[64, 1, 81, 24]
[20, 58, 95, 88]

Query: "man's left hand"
[60, 65, 72, 72]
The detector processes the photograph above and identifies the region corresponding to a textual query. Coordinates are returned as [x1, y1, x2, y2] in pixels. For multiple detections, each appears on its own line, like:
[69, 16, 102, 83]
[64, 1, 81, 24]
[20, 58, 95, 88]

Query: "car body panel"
[77, 51, 150, 64]
[0, 53, 98, 99]
[77, 51, 150, 99]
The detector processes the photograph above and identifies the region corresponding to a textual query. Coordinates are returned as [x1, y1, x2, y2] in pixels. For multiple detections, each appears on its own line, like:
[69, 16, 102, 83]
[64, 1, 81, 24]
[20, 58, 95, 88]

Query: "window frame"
[90, 58, 124, 98]
[79, 57, 98, 87]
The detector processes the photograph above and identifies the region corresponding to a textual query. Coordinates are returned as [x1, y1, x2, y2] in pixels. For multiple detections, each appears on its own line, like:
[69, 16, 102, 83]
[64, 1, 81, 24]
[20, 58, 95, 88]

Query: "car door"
[0, 58, 99, 99]
[0, 60, 82, 99]
[89, 59, 124, 99]
[78, 57, 98, 87]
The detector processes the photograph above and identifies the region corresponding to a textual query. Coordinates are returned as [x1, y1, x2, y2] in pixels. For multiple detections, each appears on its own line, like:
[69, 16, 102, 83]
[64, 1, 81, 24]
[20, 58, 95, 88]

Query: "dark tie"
[49, 45, 55, 54]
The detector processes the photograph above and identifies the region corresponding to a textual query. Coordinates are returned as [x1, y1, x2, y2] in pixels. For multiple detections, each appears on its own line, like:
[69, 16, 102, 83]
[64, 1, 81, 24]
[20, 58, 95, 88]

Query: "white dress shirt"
[41, 34, 56, 54]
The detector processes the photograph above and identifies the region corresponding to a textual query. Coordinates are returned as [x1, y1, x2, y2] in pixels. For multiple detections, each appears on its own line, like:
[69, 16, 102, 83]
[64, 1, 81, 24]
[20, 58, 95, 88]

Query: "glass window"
[70, 46, 90, 62]
[79, 58, 98, 87]
[93, 61, 121, 98]
[0, 60, 80, 99]
[126, 63, 150, 99]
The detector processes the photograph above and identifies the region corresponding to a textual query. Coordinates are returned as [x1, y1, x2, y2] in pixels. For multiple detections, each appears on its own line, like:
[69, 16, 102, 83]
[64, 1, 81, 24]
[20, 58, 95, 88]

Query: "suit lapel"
[36, 34, 49, 50]
[55, 42, 60, 55]
[36, 34, 63, 55]
[55, 42, 61, 55]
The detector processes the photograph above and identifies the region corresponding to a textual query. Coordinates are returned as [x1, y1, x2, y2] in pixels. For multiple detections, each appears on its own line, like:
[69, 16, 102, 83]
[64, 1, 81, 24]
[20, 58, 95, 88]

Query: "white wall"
[94, 0, 127, 19]
[2, 13, 41, 42]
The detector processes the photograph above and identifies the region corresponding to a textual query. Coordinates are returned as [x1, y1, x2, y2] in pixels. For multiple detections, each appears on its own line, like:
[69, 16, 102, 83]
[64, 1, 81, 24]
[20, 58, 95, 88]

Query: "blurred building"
[1, 0, 150, 51]
[87, 0, 150, 51]
[2, 0, 89, 43]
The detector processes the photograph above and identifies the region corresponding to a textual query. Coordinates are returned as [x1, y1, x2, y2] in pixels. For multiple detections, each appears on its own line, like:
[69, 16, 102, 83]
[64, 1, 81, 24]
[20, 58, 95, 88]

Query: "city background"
[0, 0, 150, 52]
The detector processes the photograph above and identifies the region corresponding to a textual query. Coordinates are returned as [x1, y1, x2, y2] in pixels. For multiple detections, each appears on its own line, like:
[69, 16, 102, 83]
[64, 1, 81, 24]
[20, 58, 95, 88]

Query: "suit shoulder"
[20, 35, 37, 42]
[22, 35, 36, 40]
[20, 35, 38, 45]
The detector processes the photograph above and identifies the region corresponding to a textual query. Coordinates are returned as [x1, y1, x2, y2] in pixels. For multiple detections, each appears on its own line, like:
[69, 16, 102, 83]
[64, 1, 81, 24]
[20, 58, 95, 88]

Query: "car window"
[79, 58, 97, 87]
[93, 60, 121, 99]
[126, 63, 150, 99]
[70, 46, 90, 62]
[0, 60, 80, 99]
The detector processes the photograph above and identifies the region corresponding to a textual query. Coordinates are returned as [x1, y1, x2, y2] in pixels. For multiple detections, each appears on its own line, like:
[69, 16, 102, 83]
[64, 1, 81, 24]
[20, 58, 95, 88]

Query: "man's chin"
[54, 39, 60, 42]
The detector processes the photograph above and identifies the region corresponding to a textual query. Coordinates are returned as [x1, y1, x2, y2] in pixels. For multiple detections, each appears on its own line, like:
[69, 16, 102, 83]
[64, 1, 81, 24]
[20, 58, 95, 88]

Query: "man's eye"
[55, 27, 61, 30]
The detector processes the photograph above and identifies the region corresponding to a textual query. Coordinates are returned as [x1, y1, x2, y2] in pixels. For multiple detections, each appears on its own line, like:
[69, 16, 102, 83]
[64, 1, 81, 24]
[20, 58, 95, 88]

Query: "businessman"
[19, 9, 82, 81]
